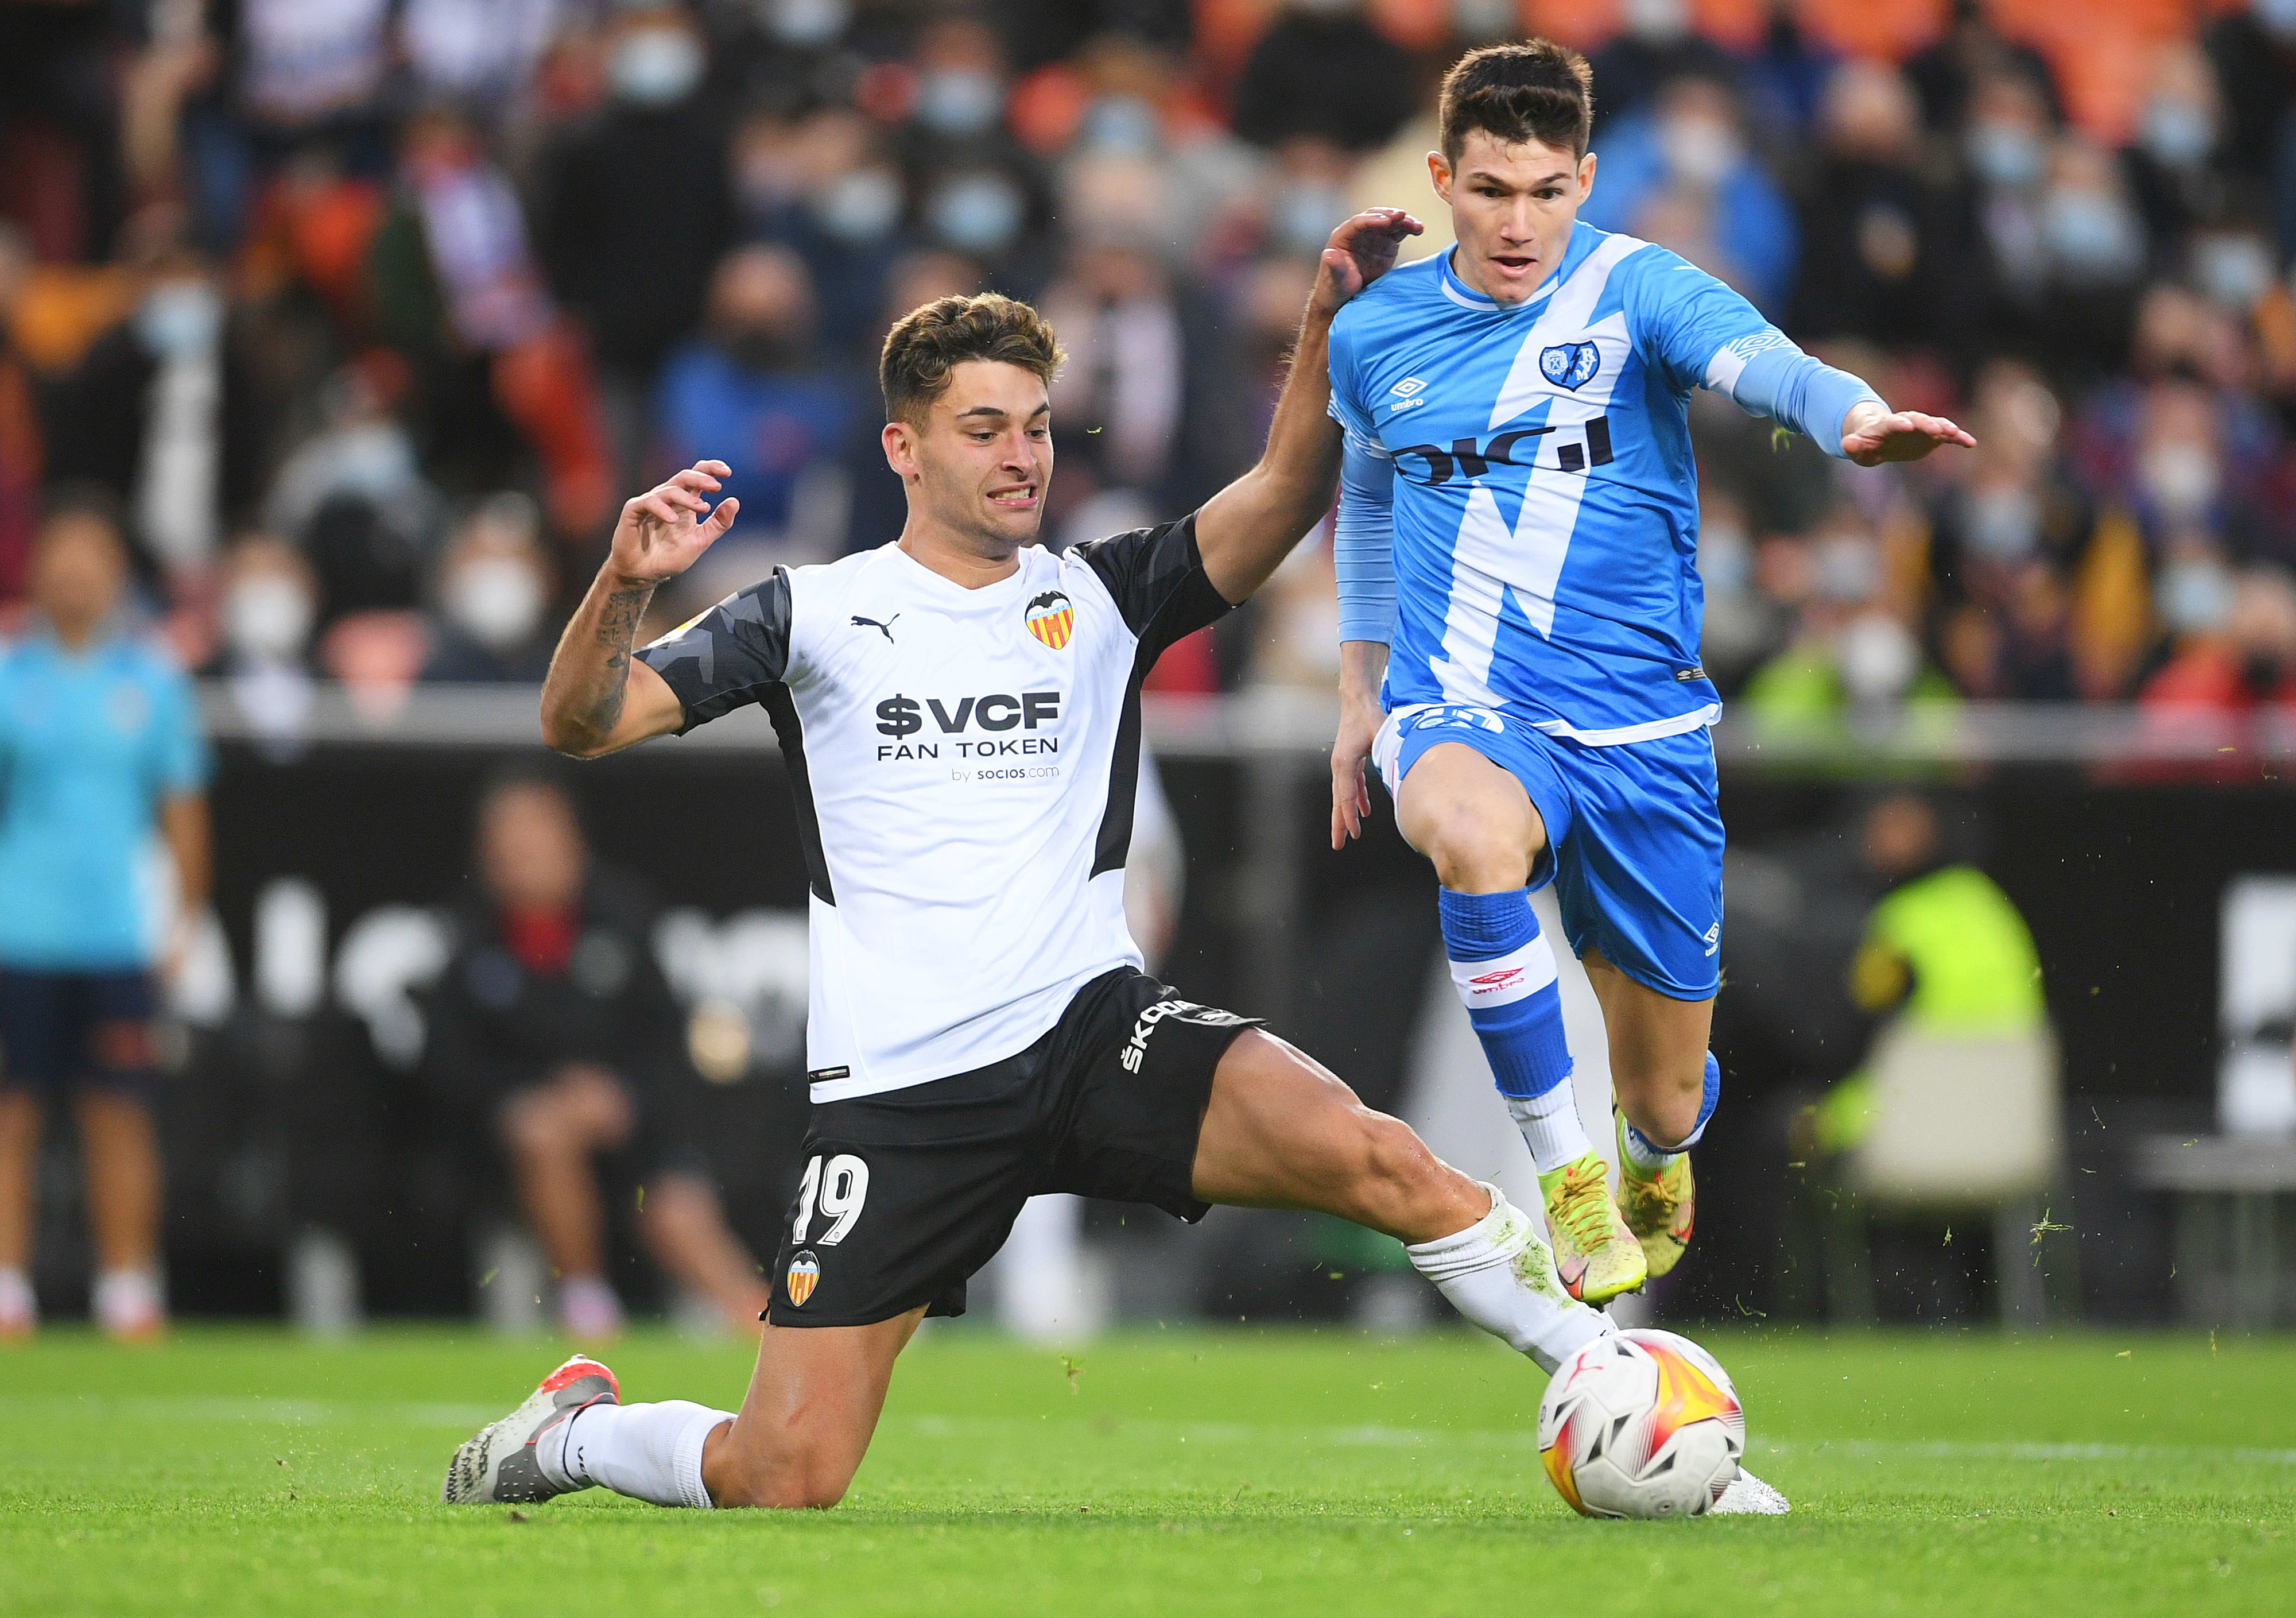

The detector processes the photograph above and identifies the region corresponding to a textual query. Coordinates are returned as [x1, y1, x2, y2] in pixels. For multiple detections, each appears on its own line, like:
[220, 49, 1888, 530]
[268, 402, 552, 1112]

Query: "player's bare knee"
[1625, 1067, 1704, 1148]
[1418, 803, 1526, 892]
[712, 1451, 850, 1511]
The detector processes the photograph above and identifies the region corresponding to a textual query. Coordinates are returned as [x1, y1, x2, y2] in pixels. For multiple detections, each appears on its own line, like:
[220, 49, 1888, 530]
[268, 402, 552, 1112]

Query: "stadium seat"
[1822, 1023, 2071, 1327]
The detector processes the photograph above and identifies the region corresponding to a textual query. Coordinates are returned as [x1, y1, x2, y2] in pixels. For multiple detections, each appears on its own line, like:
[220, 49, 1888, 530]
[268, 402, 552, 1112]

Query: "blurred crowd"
[5, 0, 2296, 719]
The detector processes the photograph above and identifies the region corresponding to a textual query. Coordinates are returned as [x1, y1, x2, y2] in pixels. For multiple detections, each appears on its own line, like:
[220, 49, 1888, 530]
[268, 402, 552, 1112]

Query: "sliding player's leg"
[1188, 1028, 1611, 1371]
[1551, 726, 1728, 1280]
[1380, 717, 1643, 1302]
[441, 1311, 916, 1509]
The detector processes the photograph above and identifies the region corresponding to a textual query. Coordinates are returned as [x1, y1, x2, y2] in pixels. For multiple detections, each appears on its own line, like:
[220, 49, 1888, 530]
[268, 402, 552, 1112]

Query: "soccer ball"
[1537, 1329, 1746, 1519]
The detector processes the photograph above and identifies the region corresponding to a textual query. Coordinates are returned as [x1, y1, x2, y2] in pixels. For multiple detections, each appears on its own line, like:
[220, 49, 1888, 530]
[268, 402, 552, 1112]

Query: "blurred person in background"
[1230, 1, 1414, 157]
[2140, 555, 2296, 716]
[654, 245, 858, 567]
[537, 2, 731, 470]
[1585, 0, 1738, 133]
[2202, 0, 2296, 261]
[1578, 72, 1797, 314]
[1790, 59, 1964, 350]
[49, 221, 264, 590]
[370, 104, 614, 536]
[424, 767, 771, 1340]
[423, 493, 556, 682]
[0, 223, 41, 603]
[0, 498, 211, 1340]
[264, 357, 440, 627]
[1902, 0, 2064, 137]
[734, 105, 909, 355]
[2121, 41, 2237, 254]
[206, 530, 320, 745]
[1800, 791, 2045, 1159]
[837, 250, 983, 558]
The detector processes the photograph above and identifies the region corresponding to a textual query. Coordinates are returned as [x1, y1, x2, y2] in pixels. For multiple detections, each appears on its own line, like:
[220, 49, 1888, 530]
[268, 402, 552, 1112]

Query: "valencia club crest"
[1026, 589, 1075, 650]
[785, 1250, 821, 1307]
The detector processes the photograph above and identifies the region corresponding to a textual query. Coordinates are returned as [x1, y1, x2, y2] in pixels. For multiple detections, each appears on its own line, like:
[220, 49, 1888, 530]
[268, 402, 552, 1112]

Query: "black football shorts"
[767, 967, 1259, 1327]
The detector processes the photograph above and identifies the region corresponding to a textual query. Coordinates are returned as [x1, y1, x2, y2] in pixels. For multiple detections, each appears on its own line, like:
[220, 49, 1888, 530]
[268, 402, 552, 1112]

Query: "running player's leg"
[1189, 1029, 1610, 1371]
[1382, 717, 1643, 1302]
[1554, 727, 1727, 1278]
[1583, 951, 1713, 1150]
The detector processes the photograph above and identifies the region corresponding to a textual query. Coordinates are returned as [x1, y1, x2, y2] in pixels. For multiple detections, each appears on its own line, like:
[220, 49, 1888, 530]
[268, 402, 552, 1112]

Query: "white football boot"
[441, 1354, 619, 1504]
[1711, 1468, 1791, 1515]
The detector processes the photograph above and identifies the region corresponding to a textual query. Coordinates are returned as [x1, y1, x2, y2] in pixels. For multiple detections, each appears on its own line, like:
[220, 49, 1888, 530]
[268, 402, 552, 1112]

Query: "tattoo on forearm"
[586, 582, 653, 734]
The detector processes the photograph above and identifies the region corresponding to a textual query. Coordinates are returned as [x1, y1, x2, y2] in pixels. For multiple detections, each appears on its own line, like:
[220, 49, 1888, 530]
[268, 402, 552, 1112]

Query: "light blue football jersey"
[1330, 220, 1868, 744]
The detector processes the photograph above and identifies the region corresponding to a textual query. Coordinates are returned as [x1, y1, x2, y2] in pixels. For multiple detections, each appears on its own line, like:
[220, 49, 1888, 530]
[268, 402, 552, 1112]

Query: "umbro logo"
[851, 613, 898, 643]
[1468, 967, 1525, 993]
[1390, 376, 1429, 413]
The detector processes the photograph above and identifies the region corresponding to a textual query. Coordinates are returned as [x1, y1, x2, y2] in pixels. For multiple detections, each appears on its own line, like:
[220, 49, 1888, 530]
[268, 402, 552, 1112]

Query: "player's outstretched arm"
[540, 461, 739, 758]
[1839, 401, 1976, 466]
[1195, 208, 1422, 605]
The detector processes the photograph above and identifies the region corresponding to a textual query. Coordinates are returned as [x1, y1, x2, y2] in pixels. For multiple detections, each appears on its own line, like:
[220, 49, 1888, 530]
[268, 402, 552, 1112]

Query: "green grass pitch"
[3, 1325, 2292, 1617]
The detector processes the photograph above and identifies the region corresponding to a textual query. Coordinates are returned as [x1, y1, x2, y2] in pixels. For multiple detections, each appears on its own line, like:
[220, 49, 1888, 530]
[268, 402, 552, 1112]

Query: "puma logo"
[851, 613, 899, 644]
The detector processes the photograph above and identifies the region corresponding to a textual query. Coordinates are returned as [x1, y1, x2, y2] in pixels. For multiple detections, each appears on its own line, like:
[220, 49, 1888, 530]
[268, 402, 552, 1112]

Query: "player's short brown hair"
[1437, 40, 1594, 163]
[879, 293, 1065, 425]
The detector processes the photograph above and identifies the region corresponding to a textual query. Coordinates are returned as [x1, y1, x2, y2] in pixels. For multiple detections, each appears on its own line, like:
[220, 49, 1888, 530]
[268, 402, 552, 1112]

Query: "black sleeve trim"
[1073, 510, 1235, 661]
[637, 568, 794, 733]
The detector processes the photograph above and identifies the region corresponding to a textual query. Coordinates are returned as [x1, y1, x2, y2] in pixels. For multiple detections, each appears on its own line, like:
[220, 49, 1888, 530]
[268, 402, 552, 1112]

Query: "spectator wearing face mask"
[905, 18, 1056, 287]
[207, 532, 321, 749]
[423, 494, 555, 683]
[1928, 366, 2093, 609]
[1577, 73, 1798, 315]
[48, 227, 264, 591]
[2136, 556, 2296, 773]
[263, 359, 440, 629]
[735, 107, 909, 355]
[536, 6, 732, 424]
[2122, 42, 2239, 254]
[652, 245, 858, 565]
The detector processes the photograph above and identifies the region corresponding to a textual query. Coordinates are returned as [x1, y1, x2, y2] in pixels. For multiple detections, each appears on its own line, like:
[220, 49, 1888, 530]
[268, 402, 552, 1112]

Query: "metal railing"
[196, 680, 2296, 768]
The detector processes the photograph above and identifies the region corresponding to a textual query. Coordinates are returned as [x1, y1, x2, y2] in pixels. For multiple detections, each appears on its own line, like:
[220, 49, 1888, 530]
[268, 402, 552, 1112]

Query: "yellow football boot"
[1615, 1109, 1696, 1279]
[1536, 1152, 1647, 1303]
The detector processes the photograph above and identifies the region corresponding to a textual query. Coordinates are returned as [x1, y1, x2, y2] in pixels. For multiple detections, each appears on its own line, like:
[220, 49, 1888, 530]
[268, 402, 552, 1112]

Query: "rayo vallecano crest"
[1540, 340, 1601, 391]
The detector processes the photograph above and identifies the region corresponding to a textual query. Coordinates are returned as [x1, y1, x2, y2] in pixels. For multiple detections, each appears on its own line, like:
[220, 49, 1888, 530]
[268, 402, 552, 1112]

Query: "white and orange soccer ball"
[1537, 1329, 1746, 1519]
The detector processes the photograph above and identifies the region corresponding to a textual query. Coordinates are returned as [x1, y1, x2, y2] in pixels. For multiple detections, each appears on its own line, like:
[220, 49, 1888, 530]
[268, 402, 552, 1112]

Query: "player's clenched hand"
[1312, 208, 1425, 315]
[1840, 405, 1976, 467]
[608, 460, 740, 583]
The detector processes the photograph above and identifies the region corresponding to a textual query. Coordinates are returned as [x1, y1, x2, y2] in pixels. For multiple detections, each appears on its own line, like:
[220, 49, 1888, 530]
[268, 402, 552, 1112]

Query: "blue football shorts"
[1372, 702, 1725, 1001]
[0, 967, 161, 1103]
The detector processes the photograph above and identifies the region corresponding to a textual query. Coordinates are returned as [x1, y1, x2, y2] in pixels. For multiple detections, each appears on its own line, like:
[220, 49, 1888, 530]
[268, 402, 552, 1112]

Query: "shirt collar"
[1438, 245, 1564, 315]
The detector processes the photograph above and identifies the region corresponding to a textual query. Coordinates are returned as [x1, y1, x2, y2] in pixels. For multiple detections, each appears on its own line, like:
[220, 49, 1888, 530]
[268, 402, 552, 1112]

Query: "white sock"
[548, 1400, 731, 1508]
[1505, 1090, 1593, 1174]
[1406, 1184, 1614, 1372]
[92, 1268, 163, 1333]
[1619, 1125, 1674, 1173]
[0, 1267, 34, 1326]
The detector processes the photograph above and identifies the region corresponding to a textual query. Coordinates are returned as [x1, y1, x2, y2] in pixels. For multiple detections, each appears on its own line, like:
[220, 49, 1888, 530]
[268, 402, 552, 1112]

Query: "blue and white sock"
[1621, 1051, 1721, 1173]
[1437, 887, 1587, 1173]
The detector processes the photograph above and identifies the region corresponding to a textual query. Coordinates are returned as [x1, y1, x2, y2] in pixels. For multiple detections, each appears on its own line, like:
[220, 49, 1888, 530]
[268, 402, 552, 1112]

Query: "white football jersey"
[639, 516, 1228, 1101]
